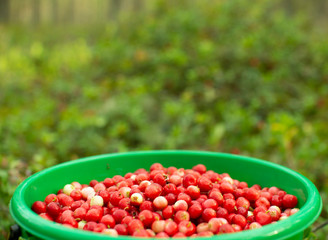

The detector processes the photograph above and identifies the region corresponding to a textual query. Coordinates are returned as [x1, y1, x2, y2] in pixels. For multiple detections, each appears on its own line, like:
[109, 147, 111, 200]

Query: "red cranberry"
[162, 205, 174, 219]
[114, 224, 128, 235]
[202, 208, 216, 222]
[100, 214, 116, 228]
[192, 164, 207, 174]
[219, 223, 235, 233]
[198, 177, 213, 192]
[32, 201, 46, 214]
[145, 183, 162, 200]
[138, 210, 154, 227]
[256, 212, 272, 225]
[164, 220, 178, 236]
[178, 220, 196, 236]
[188, 203, 203, 219]
[44, 194, 58, 205]
[282, 194, 298, 209]
[174, 210, 190, 223]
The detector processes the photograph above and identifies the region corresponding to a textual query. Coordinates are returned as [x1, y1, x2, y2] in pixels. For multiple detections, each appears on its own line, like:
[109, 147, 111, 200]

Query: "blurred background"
[0, 0, 328, 239]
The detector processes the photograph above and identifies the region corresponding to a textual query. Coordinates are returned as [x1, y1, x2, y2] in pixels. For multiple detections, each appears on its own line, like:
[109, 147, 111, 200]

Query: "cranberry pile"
[31, 163, 299, 237]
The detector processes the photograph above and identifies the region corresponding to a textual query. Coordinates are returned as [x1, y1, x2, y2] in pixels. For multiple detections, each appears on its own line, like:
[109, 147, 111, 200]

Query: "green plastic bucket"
[10, 151, 322, 240]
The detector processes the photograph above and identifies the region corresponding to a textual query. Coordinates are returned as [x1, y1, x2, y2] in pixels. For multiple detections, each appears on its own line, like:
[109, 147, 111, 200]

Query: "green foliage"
[1, 0, 328, 239]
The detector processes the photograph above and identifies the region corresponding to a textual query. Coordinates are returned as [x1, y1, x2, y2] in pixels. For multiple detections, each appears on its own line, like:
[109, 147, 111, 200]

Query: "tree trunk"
[32, 0, 41, 25]
[108, 0, 122, 20]
[66, 0, 74, 23]
[0, 0, 10, 23]
[52, 0, 58, 24]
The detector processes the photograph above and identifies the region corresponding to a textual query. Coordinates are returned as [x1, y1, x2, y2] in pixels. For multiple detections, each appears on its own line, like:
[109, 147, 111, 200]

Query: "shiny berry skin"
[216, 207, 229, 219]
[139, 200, 154, 212]
[208, 190, 224, 206]
[282, 194, 298, 208]
[260, 191, 272, 202]
[268, 206, 281, 221]
[138, 210, 154, 227]
[32, 201, 46, 214]
[255, 197, 271, 209]
[163, 183, 178, 195]
[44, 194, 58, 205]
[183, 174, 197, 188]
[164, 220, 178, 236]
[177, 193, 191, 206]
[271, 195, 282, 207]
[178, 220, 196, 236]
[169, 175, 182, 186]
[150, 163, 165, 172]
[198, 177, 213, 192]
[202, 208, 216, 222]
[145, 183, 162, 200]
[208, 217, 228, 233]
[268, 186, 280, 195]
[236, 197, 250, 210]
[223, 199, 236, 213]
[132, 229, 150, 237]
[118, 198, 131, 210]
[152, 220, 166, 233]
[244, 188, 260, 201]
[85, 208, 103, 222]
[165, 193, 177, 205]
[231, 214, 247, 229]
[256, 212, 272, 225]
[73, 207, 87, 220]
[71, 200, 84, 211]
[130, 192, 144, 206]
[100, 214, 116, 228]
[102, 228, 119, 236]
[192, 164, 207, 174]
[188, 203, 203, 219]
[46, 202, 61, 218]
[70, 190, 83, 201]
[220, 182, 234, 194]
[127, 219, 144, 235]
[153, 196, 168, 210]
[93, 223, 106, 232]
[197, 231, 214, 237]
[162, 205, 174, 219]
[219, 223, 235, 233]
[153, 173, 167, 186]
[202, 199, 218, 210]
[253, 206, 267, 217]
[114, 224, 128, 235]
[103, 178, 115, 188]
[249, 222, 262, 229]
[83, 221, 97, 231]
[236, 206, 248, 217]
[174, 210, 190, 223]
[172, 232, 187, 238]
[173, 200, 188, 211]
[112, 209, 128, 223]
[197, 222, 209, 233]
[109, 191, 123, 206]
[185, 186, 201, 199]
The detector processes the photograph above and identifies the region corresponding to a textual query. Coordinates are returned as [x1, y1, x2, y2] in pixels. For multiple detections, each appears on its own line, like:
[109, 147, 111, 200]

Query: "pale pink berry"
[249, 222, 262, 229]
[102, 228, 119, 236]
[90, 195, 104, 206]
[63, 184, 75, 195]
[153, 196, 168, 210]
[81, 187, 95, 199]
[130, 192, 144, 205]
